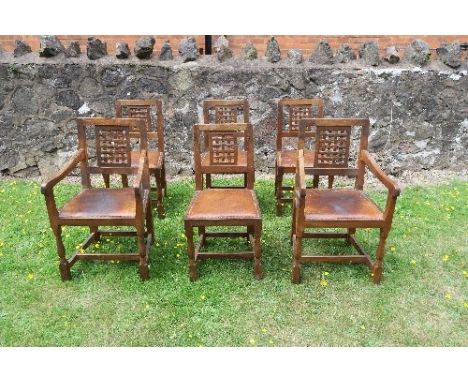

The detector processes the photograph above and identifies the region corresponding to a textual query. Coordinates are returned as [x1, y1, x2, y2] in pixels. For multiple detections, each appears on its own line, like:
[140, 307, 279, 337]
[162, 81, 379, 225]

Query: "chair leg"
[372, 228, 389, 284]
[328, 175, 335, 189]
[198, 226, 206, 247]
[346, 228, 356, 245]
[276, 167, 284, 216]
[53, 225, 71, 281]
[206, 174, 212, 188]
[145, 202, 155, 245]
[122, 175, 129, 188]
[253, 223, 262, 280]
[137, 225, 149, 281]
[274, 162, 279, 196]
[103, 174, 110, 188]
[154, 171, 165, 219]
[89, 225, 100, 242]
[185, 223, 198, 281]
[291, 203, 297, 244]
[161, 160, 167, 196]
[291, 234, 302, 284]
[312, 175, 319, 188]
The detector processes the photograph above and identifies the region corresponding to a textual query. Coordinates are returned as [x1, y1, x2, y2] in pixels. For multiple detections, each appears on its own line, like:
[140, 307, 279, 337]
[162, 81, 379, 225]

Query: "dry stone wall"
[0, 54, 467, 178]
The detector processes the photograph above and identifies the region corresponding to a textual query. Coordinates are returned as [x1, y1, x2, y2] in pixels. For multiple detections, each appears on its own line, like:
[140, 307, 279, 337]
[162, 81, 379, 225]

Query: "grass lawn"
[0, 177, 466, 346]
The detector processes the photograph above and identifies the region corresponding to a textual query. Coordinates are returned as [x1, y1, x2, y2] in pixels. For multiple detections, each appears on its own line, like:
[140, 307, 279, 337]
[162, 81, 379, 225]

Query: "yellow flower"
[324, 271, 329, 276]
[249, 338, 256, 345]
[463, 271, 468, 278]
[360, 325, 366, 330]
[320, 279, 328, 287]
[201, 295, 206, 301]
[444, 292, 452, 300]
[390, 246, 396, 252]
[442, 255, 449, 262]
[145, 303, 150, 309]
[27, 272, 34, 280]
[463, 302, 468, 309]
[410, 259, 416, 265]
[269, 340, 273, 344]
[261, 328, 267, 333]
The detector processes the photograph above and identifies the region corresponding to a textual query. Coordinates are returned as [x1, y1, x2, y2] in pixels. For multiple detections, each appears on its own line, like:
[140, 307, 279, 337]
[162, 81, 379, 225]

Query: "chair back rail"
[277, 98, 324, 150]
[77, 117, 147, 188]
[115, 99, 164, 151]
[299, 117, 369, 188]
[202, 99, 250, 148]
[193, 123, 254, 190]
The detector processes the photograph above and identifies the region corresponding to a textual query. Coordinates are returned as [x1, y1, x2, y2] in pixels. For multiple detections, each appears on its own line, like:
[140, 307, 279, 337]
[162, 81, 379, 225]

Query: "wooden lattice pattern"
[95, 126, 131, 167]
[315, 126, 351, 168]
[208, 132, 238, 165]
[215, 106, 239, 123]
[289, 105, 314, 131]
[127, 106, 152, 132]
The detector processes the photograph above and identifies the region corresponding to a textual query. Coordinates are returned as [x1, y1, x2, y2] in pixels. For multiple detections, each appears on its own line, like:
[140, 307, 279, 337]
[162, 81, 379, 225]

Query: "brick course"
[1, 35, 466, 56]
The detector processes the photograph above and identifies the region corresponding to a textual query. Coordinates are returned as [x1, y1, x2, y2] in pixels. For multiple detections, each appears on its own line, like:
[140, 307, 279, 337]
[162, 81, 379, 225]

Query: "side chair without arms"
[291, 118, 400, 284]
[184, 123, 262, 281]
[114, 99, 167, 218]
[41, 118, 154, 281]
[275, 98, 333, 216]
[201, 99, 250, 188]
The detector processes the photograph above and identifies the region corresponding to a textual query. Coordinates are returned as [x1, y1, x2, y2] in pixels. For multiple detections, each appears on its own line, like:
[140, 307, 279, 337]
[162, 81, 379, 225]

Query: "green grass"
[0, 177, 466, 346]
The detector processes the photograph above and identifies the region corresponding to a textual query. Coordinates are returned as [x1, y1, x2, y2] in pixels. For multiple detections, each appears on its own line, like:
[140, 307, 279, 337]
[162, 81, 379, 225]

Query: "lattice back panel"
[315, 126, 352, 168]
[95, 126, 131, 167]
[214, 106, 239, 123]
[208, 132, 238, 165]
[283, 104, 322, 132]
[126, 106, 152, 132]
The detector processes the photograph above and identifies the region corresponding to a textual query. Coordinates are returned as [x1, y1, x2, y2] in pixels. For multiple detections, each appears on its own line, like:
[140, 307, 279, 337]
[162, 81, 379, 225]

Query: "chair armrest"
[40, 149, 85, 195]
[133, 150, 148, 191]
[360, 150, 401, 197]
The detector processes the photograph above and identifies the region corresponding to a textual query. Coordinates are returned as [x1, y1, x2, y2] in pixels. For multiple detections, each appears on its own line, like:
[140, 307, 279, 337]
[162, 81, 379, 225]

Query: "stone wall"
[0, 55, 467, 178]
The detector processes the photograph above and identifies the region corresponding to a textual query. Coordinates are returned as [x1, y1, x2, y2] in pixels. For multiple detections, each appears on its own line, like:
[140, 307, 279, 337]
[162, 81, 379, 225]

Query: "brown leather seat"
[201, 150, 247, 169]
[130, 150, 162, 169]
[59, 189, 137, 220]
[185, 189, 260, 221]
[277, 149, 315, 170]
[304, 189, 383, 222]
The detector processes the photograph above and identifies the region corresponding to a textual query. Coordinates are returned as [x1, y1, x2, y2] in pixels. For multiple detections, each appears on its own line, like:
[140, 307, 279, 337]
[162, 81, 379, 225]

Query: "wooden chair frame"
[291, 118, 400, 284]
[114, 98, 167, 218]
[201, 99, 250, 188]
[275, 98, 328, 216]
[193, 122, 255, 190]
[41, 118, 154, 281]
[185, 123, 262, 281]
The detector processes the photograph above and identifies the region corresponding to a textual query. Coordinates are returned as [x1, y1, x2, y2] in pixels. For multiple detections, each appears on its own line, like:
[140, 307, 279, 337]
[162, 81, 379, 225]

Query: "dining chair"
[114, 99, 167, 218]
[184, 123, 262, 281]
[41, 118, 154, 280]
[291, 118, 400, 284]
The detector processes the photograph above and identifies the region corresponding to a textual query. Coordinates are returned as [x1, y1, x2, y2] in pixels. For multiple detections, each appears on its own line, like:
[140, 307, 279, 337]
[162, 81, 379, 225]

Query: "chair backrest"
[202, 99, 250, 150]
[115, 99, 164, 152]
[193, 123, 255, 190]
[299, 118, 370, 188]
[276, 98, 324, 150]
[203, 99, 250, 124]
[77, 117, 147, 188]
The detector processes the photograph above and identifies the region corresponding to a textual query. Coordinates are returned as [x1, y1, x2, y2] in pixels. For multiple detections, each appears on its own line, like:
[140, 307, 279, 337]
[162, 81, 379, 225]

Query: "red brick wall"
[0, 35, 466, 55]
